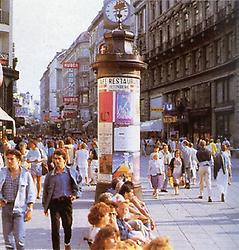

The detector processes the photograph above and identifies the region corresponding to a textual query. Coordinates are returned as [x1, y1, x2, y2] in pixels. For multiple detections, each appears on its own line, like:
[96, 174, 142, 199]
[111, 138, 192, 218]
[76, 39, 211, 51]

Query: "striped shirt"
[2, 170, 20, 202]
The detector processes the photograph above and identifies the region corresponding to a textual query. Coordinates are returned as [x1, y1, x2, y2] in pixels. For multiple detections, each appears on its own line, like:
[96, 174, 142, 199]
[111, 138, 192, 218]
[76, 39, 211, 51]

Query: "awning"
[0, 107, 16, 135]
[140, 119, 163, 132]
[82, 120, 93, 128]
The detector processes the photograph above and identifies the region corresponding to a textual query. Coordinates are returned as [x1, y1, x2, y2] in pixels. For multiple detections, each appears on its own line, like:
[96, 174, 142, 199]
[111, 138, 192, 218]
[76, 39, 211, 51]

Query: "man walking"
[160, 144, 172, 192]
[196, 140, 214, 202]
[42, 149, 80, 250]
[0, 149, 36, 249]
[180, 140, 192, 189]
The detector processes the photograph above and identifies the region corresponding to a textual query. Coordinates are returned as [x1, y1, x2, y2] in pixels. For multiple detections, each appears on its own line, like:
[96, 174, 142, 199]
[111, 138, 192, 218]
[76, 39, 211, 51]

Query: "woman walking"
[74, 143, 89, 185]
[169, 149, 185, 195]
[147, 153, 165, 199]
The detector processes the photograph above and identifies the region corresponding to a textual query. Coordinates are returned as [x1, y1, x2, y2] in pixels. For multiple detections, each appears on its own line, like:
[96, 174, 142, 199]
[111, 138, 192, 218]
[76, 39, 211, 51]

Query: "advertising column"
[97, 76, 141, 185]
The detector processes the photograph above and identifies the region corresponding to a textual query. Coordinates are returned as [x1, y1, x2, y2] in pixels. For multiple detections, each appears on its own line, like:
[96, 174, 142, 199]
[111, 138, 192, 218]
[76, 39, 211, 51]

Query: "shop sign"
[63, 62, 79, 68]
[163, 115, 177, 123]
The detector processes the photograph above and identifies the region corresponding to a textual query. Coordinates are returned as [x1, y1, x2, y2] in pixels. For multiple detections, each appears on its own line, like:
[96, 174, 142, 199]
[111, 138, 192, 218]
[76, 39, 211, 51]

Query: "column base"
[95, 182, 111, 202]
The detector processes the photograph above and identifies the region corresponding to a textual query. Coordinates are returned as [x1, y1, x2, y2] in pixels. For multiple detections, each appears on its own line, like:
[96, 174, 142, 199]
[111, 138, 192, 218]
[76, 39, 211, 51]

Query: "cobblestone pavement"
[0, 157, 238, 250]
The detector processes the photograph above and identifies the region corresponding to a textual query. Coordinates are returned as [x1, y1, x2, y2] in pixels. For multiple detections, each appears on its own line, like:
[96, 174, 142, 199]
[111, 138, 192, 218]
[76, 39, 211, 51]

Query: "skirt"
[150, 174, 164, 189]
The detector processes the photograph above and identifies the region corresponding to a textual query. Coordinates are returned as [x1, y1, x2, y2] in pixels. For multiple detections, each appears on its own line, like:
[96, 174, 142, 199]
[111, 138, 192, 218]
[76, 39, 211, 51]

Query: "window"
[166, 0, 170, 10]
[185, 54, 191, 76]
[151, 2, 155, 21]
[175, 18, 180, 34]
[227, 32, 234, 59]
[158, 0, 162, 15]
[82, 94, 88, 104]
[175, 58, 181, 78]
[216, 78, 230, 104]
[216, 39, 223, 64]
[205, 44, 214, 68]
[205, 0, 212, 18]
[159, 29, 163, 46]
[194, 7, 200, 24]
[81, 65, 89, 72]
[184, 11, 190, 30]
[140, 99, 145, 116]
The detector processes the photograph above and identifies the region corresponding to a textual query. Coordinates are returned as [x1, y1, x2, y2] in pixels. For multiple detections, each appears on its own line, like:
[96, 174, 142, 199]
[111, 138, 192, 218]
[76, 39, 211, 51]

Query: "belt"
[52, 196, 70, 202]
[7, 201, 14, 205]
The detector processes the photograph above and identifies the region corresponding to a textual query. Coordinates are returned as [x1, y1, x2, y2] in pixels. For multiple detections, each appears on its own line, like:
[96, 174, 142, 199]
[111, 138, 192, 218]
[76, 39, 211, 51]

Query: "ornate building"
[134, 0, 239, 146]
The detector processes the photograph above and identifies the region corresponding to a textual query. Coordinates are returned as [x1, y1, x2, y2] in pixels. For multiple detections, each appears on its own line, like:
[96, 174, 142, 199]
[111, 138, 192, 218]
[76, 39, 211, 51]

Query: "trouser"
[162, 165, 169, 190]
[2, 204, 25, 250]
[185, 167, 191, 185]
[49, 198, 73, 250]
[198, 165, 212, 197]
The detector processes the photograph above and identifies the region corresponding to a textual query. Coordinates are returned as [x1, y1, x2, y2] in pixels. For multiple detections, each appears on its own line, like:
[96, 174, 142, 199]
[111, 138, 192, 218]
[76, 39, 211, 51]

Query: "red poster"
[99, 92, 113, 122]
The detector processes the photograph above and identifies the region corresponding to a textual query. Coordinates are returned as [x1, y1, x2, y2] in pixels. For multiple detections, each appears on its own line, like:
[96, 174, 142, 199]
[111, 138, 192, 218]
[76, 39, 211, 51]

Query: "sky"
[13, 0, 103, 100]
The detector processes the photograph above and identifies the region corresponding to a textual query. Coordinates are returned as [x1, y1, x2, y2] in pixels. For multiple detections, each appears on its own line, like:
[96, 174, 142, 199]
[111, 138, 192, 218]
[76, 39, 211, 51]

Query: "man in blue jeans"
[42, 149, 80, 250]
[0, 149, 36, 250]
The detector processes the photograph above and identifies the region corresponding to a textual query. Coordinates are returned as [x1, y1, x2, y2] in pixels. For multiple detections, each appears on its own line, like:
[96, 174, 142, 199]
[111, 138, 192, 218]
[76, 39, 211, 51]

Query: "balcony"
[0, 10, 9, 25]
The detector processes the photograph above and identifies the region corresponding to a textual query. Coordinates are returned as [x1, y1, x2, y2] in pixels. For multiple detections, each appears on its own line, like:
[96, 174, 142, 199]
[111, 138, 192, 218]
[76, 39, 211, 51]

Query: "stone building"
[134, 0, 239, 146]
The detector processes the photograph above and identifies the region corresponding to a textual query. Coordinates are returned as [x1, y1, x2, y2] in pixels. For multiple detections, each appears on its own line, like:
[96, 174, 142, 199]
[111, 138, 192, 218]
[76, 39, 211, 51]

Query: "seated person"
[123, 181, 156, 230]
[116, 201, 148, 244]
[88, 202, 111, 243]
[90, 225, 120, 250]
[91, 225, 143, 250]
[143, 236, 173, 250]
[119, 184, 150, 225]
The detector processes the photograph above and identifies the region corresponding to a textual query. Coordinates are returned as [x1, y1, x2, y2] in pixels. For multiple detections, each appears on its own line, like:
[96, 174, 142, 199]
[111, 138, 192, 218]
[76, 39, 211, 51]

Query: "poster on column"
[99, 92, 114, 122]
[115, 92, 134, 125]
[98, 122, 113, 155]
[99, 154, 112, 174]
[114, 126, 140, 152]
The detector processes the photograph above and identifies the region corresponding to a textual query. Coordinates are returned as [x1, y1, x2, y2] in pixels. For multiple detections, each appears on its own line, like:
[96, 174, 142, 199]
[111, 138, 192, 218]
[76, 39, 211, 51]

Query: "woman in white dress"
[74, 143, 89, 185]
[214, 144, 229, 202]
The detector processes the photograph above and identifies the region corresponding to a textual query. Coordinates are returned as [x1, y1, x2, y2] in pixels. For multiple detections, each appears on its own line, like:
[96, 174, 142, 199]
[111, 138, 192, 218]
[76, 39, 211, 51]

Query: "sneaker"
[208, 197, 212, 202]
[161, 189, 168, 193]
[221, 193, 225, 202]
[198, 195, 203, 199]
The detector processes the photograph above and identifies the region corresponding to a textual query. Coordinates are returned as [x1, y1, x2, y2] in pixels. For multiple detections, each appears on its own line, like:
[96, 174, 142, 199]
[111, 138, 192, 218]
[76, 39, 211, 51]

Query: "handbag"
[179, 177, 185, 186]
[39, 149, 49, 175]
[41, 161, 49, 175]
[167, 166, 172, 177]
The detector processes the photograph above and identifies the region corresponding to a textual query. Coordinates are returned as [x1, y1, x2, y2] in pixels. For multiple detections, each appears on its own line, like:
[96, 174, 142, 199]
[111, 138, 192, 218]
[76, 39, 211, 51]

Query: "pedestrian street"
[0, 157, 238, 250]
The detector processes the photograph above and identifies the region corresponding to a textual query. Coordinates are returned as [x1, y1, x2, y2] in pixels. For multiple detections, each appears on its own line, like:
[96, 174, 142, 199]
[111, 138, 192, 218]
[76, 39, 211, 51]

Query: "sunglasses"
[109, 212, 117, 216]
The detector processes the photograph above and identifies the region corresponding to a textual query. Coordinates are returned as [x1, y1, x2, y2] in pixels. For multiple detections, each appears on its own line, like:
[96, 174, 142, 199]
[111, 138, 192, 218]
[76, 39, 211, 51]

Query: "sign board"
[150, 108, 164, 112]
[98, 77, 140, 92]
[63, 62, 79, 68]
[63, 96, 79, 103]
[98, 123, 113, 155]
[163, 115, 177, 123]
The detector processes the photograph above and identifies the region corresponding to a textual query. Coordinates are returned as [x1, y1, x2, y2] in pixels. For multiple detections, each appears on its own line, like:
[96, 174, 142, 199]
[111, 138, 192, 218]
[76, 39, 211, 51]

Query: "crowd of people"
[0, 134, 233, 250]
[145, 137, 232, 203]
[0, 135, 101, 250]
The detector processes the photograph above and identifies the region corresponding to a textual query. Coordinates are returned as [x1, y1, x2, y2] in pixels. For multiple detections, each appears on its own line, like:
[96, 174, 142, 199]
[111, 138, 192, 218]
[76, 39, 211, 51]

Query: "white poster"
[98, 122, 113, 155]
[114, 126, 140, 152]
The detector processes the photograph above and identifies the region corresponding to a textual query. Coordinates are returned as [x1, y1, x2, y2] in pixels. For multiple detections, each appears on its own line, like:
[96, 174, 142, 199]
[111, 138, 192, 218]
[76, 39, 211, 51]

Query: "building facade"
[134, 0, 239, 146]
